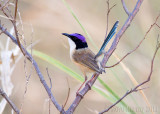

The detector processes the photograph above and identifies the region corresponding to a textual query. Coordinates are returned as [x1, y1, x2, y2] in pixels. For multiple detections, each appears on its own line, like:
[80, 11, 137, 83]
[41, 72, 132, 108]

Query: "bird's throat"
[68, 38, 76, 58]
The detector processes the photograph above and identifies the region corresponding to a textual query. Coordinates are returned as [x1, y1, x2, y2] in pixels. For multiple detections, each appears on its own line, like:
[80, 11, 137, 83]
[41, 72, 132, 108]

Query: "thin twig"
[0, 88, 20, 114]
[46, 68, 53, 90]
[121, 0, 130, 16]
[20, 41, 33, 113]
[63, 78, 71, 108]
[156, 23, 160, 29]
[105, 14, 160, 68]
[0, 0, 10, 10]
[46, 68, 52, 114]
[2, 3, 25, 56]
[14, 0, 18, 20]
[105, 0, 116, 39]
[99, 35, 160, 114]
[12, 0, 26, 56]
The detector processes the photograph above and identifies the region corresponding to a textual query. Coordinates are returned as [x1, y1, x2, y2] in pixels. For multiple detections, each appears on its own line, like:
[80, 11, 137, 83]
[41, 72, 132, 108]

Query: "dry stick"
[121, 0, 130, 16]
[0, 88, 20, 114]
[156, 23, 160, 29]
[20, 18, 33, 113]
[12, 0, 26, 56]
[1, 2, 25, 56]
[105, 14, 160, 68]
[0, 0, 10, 10]
[46, 68, 52, 114]
[0, 25, 65, 114]
[105, 0, 116, 39]
[66, 0, 143, 114]
[99, 38, 160, 114]
[63, 78, 71, 108]
[20, 63, 33, 113]
[14, 0, 18, 20]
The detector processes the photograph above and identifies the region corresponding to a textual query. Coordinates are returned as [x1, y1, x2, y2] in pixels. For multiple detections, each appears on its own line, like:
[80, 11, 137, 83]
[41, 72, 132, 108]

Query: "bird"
[62, 21, 119, 91]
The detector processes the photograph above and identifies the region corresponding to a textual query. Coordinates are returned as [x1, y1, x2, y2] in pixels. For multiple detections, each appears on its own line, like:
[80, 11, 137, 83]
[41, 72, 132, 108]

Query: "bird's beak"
[62, 33, 70, 37]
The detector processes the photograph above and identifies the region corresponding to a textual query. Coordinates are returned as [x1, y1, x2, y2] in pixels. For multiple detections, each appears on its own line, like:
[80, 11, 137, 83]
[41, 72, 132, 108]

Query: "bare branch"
[12, 13, 26, 56]
[156, 23, 160, 29]
[99, 35, 160, 114]
[0, 88, 19, 114]
[0, 25, 65, 113]
[121, 0, 130, 16]
[63, 78, 71, 108]
[105, 0, 116, 39]
[14, 0, 18, 20]
[46, 68, 52, 114]
[0, 0, 10, 10]
[2, 1, 25, 56]
[105, 14, 160, 68]
[46, 68, 52, 90]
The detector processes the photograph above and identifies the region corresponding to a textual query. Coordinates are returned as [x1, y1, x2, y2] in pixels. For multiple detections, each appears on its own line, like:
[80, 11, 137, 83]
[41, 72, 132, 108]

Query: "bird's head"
[62, 33, 88, 50]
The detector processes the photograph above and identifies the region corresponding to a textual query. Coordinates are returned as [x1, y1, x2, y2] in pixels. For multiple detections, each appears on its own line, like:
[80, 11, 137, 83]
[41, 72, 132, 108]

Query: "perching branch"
[99, 35, 160, 114]
[105, 14, 160, 68]
[0, 88, 19, 114]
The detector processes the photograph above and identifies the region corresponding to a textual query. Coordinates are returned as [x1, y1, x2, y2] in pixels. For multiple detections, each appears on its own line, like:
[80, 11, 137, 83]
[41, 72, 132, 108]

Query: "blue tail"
[95, 21, 119, 59]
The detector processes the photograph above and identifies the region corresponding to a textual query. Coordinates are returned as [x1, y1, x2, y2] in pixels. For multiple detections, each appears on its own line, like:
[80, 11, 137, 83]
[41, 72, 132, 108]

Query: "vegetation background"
[1, 0, 160, 114]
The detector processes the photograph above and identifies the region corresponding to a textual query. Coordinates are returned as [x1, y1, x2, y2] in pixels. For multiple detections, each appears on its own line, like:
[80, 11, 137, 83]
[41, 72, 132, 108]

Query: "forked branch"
[100, 36, 160, 114]
[105, 14, 160, 68]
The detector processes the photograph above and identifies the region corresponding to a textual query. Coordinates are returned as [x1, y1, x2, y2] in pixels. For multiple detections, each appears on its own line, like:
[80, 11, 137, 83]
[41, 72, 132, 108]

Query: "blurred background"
[0, 0, 160, 114]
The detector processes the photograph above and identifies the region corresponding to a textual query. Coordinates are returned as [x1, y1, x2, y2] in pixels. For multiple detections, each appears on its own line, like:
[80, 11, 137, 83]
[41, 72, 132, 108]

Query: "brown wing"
[72, 48, 100, 73]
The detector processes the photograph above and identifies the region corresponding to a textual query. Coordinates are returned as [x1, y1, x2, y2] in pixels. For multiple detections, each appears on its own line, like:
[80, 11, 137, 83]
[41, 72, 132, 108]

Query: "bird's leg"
[76, 76, 87, 96]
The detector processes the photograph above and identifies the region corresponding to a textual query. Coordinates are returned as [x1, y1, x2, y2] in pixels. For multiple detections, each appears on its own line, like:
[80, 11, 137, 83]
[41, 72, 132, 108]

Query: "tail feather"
[95, 21, 119, 59]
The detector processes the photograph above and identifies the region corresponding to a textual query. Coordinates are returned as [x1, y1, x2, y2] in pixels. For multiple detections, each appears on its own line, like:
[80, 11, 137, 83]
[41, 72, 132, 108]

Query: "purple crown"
[70, 33, 86, 43]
